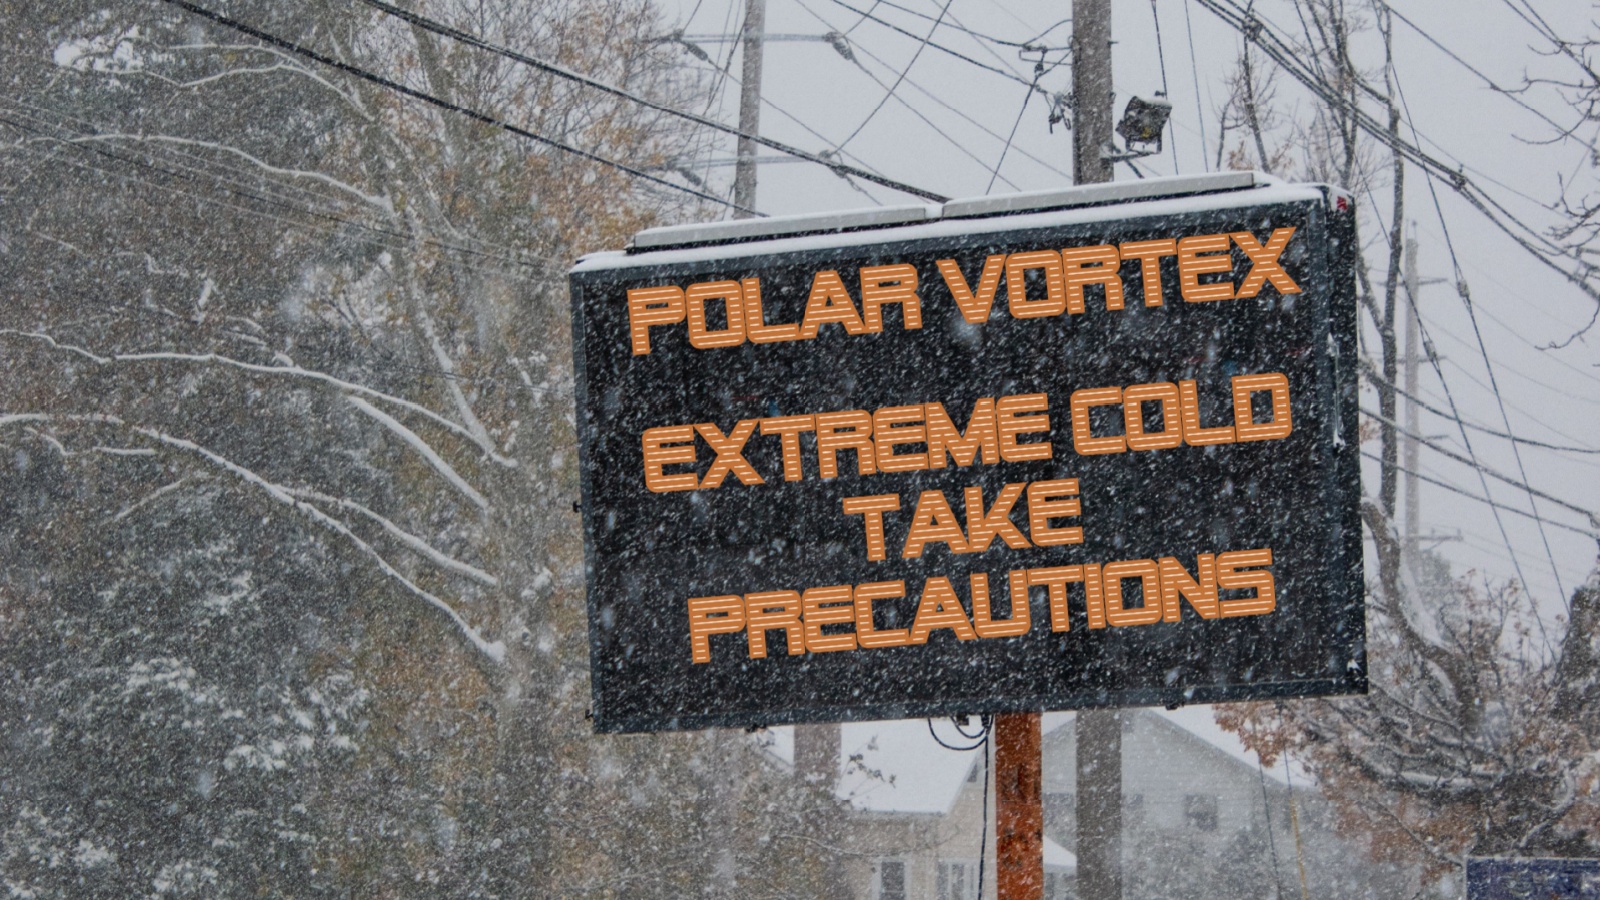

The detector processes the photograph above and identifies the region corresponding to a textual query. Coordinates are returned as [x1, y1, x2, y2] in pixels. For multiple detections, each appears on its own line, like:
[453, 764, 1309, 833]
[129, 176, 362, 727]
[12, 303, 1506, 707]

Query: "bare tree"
[0, 2, 852, 895]
[1209, 1, 1600, 888]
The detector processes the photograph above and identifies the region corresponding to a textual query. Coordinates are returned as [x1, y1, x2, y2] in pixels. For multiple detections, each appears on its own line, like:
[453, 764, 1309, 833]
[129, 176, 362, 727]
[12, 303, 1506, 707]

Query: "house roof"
[1043, 836, 1076, 873]
[836, 719, 984, 814]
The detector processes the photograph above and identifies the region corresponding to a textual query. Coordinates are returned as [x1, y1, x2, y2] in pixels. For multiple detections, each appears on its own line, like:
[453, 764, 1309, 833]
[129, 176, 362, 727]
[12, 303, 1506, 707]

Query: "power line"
[987, 77, 1037, 194]
[1361, 362, 1600, 457]
[835, 0, 956, 152]
[3, 97, 546, 271]
[157, 0, 760, 214]
[1360, 405, 1598, 526]
[788, 0, 1072, 183]
[820, 0, 1053, 95]
[1388, 40, 1574, 602]
[1182, 0, 1210, 171]
[788, 0, 1029, 190]
[1390, 51, 1570, 600]
[1441, 256, 1600, 386]
[1210, 0, 1595, 605]
[1149, 0, 1178, 173]
[670, 53, 897, 190]
[848, 0, 1068, 52]
[0, 108, 557, 284]
[842, 44, 1021, 191]
[348, 0, 946, 202]
[1375, 0, 1577, 142]
[1421, 316, 1600, 409]
[1193, 0, 1600, 337]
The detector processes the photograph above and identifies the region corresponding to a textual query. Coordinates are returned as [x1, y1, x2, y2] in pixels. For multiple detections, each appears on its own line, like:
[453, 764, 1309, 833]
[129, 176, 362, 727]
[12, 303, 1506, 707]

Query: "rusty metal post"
[995, 712, 1043, 900]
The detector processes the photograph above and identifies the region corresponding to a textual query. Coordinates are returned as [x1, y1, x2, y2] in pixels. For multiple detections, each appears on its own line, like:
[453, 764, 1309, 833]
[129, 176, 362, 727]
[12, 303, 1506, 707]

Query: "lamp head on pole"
[1109, 93, 1173, 159]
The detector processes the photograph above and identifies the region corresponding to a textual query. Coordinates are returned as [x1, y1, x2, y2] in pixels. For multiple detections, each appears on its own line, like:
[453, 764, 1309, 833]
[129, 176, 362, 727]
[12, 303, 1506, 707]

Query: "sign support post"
[995, 712, 1044, 899]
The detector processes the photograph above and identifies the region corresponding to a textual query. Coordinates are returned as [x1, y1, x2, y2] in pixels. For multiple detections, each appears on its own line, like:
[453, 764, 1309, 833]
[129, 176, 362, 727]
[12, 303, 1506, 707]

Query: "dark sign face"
[569, 184, 1364, 733]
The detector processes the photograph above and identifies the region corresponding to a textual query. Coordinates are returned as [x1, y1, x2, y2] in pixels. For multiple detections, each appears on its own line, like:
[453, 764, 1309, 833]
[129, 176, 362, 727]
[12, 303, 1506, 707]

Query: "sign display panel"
[569, 179, 1364, 733]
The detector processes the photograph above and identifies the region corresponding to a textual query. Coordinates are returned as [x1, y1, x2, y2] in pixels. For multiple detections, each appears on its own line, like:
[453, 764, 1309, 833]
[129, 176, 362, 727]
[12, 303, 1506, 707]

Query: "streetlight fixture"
[1105, 93, 1173, 161]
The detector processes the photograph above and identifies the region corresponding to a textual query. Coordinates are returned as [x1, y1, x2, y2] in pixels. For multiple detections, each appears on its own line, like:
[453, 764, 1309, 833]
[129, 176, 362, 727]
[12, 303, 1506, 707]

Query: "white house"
[792, 707, 1413, 899]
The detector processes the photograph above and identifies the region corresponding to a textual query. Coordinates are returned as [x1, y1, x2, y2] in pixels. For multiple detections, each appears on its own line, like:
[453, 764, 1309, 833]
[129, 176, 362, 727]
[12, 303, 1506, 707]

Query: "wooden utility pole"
[1071, 1, 1121, 899]
[994, 3, 1117, 899]
[1072, 0, 1114, 187]
[733, 0, 765, 219]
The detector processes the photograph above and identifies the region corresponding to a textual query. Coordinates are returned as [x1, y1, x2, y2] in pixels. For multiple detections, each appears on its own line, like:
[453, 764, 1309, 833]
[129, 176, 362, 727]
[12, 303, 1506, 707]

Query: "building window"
[876, 859, 907, 900]
[937, 859, 978, 900]
[1045, 871, 1074, 900]
[1185, 794, 1219, 832]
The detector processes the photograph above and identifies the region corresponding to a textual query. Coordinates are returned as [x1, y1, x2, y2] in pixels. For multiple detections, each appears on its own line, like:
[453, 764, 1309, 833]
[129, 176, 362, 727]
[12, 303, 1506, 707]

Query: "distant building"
[823, 708, 1412, 899]
[840, 749, 1073, 900]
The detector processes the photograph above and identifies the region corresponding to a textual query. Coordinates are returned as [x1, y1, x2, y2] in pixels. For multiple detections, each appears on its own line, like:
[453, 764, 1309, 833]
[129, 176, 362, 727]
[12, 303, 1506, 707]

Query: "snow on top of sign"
[570, 176, 1325, 274]
[940, 171, 1259, 219]
[630, 204, 935, 250]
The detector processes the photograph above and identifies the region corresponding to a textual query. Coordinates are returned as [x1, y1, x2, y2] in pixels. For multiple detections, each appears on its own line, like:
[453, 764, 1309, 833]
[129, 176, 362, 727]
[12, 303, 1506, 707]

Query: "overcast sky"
[654, 0, 1600, 619]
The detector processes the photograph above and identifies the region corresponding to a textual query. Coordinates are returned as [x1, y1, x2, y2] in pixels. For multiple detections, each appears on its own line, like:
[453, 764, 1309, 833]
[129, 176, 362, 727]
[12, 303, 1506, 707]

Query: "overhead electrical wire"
[1193, 0, 1600, 339]
[663, 43, 899, 188]
[1202, 0, 1598, 607]
[1182, 0, 1210, 171]
[1359, 405, 1598, 526]
[1374, 0, 1575, 142]
[1420, 315, 1600, 410]
[155, 0, 762, 214]
[843, 46, 1021, 190]
[1398, 270, 1541, 614]
[1149, 0, 1179, 173]
[987, 76, 1037, 194]
[1495, 0, 1600, 88]
[820, 0, 1054, 95]
[1389, 48, 1569, 600]
[847, 0, 1068, 53]
[1361, 363, 1600, 457]
[346, 0, 946, 202]
[833, 0, 957, 152]
[1349, 168, 1542, 610]
[926, 715, 992, 900]
[0, 108, 556, 284]
[787, 0, 1032, 191]
[788, 0, 1072, 184]
[940, 6, 1061, 79]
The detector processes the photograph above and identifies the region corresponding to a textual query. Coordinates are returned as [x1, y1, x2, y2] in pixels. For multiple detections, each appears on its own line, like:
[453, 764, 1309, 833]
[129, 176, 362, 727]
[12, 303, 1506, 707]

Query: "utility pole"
[993, 3, 1117, 899]
[732, 0, 765, 219]
[1403, 235, 1420, 557]
[734, 0, 842, 796]
[1070, 2, 1121, 900]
